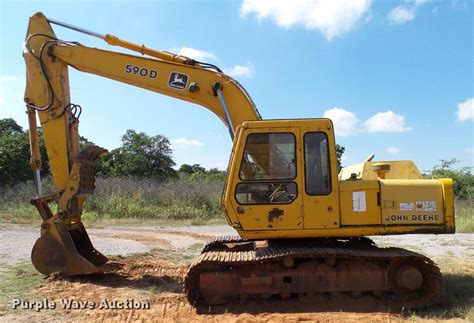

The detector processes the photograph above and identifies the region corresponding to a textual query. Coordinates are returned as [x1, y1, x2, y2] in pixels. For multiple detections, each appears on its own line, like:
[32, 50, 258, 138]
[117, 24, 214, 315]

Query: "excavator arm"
[25, 12, 260, 191]
[23, 12, 260, 275]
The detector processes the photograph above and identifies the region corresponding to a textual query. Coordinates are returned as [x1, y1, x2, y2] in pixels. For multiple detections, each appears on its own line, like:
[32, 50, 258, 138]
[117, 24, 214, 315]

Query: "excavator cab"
[223, 119, 340, 233]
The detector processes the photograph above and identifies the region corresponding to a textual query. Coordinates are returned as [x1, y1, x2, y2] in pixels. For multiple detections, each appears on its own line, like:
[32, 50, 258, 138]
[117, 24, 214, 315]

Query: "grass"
[149, 243, 204, 264]
[0, 262, 44, 315]
[0, 177, 225, 226]
[0, 177, 472, 232]
[86, 177, 224, 222]
[455, 199, 474, 233]
[401, 257, 474, 321]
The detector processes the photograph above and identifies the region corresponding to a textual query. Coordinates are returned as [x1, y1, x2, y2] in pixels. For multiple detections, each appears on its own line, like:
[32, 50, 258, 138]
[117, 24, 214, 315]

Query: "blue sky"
[1, 0, 472, 172]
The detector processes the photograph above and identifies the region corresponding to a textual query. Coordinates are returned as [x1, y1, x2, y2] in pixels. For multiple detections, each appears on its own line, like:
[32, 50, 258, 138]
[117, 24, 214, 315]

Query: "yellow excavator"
[23, 12, 454, 307]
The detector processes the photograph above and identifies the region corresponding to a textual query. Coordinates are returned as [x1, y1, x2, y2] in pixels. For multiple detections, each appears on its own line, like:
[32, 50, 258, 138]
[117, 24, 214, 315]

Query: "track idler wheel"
[387, 259, 424, 297]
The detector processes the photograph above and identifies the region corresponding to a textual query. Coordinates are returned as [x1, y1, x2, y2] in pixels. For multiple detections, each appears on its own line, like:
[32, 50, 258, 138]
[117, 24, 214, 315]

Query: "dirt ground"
[1, 224, 472, 322]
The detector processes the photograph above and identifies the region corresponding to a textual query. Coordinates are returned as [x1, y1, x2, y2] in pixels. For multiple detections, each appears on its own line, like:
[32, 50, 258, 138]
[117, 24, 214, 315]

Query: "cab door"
[301, 122, 340, 229]
[230, 127, 304, 231]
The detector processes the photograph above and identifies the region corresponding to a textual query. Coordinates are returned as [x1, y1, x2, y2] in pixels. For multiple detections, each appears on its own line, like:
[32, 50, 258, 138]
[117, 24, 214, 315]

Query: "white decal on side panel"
[352, 191, 366, 212]
[400, 203, 414, 211]
[415, 200, 436, 212]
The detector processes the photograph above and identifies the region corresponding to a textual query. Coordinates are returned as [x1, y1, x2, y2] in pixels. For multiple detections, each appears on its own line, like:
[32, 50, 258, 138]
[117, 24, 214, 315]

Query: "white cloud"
[451, 0, 469, 10]
[363, 110, 411, 133]
[0, 75, 21, 92]
[212, 161, 227, 170]
[224, 64, 254, 78]
[170, 137, 205, 150]
[177, 47, 216, 61]
[465, 147, 474, 154]
[0, 75, 19, 82]
[240, 0, 372, 40]
[388, 0, 429, 24]
[386, 146, 401, 154]
[415, 0, 430, 5]
[457, 97, 474, 122]
[0, 95, 5, 108]
[323, 107, 359, 136]
[388, 6, 416, 24]
[176, 48, 253, 79]
[323, 108, 411, 136]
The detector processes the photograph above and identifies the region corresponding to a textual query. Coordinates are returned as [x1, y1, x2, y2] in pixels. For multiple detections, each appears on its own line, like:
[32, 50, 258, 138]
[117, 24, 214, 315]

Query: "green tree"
[336, 144, 345, 171]
[178, 164, 206, 175]
[0, 130, 31, 186]
[0, 118, 51, 186]
[79, 136, 97, 150]
[206, 167, 226, 181]
[177, 164, 226, 181]
[427, 159, 473, 200]
[100, 129, 176, 180]
[0, 118, 23, 136]
[208, 167, 225, 174]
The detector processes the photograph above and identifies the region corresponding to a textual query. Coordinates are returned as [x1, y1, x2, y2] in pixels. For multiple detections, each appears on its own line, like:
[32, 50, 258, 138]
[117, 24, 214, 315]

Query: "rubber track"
[185, 243, 442, 308]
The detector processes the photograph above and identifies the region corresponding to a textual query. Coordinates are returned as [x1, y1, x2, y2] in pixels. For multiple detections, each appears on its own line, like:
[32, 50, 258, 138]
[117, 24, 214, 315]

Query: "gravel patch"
[0, 226, 38, 265]
[89, 227, 203, 249]
[1, 224, 471, 266]
[0, 225, 149, 265]
[159, 225, 238, 236]
[85, 236, 149, 257]
[371, 233, 474, 259]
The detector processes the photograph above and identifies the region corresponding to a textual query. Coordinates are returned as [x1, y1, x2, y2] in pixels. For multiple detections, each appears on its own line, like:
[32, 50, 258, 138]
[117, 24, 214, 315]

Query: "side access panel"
[339, 180, 381, 226]
[380, 179, 445, 225]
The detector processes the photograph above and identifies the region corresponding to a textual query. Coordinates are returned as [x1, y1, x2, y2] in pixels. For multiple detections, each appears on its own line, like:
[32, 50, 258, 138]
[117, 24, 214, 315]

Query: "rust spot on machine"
[268, 208, 284, 222]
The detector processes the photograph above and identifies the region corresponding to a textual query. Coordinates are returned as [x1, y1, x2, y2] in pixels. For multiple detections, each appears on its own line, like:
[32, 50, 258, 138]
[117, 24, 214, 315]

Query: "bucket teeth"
[77, 145, 108, 161]
[75, 146, 107, 195]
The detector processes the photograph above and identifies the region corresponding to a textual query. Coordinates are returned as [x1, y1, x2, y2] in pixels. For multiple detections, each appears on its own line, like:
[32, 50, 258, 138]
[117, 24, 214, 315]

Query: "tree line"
[0, 118, 225, 187]
[1, 118, 472, 200]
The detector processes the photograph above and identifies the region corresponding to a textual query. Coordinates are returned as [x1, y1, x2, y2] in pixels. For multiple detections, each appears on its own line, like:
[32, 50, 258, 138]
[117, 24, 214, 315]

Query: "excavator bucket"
[30, 146, 117, 276]
[31, 219, 110, 276]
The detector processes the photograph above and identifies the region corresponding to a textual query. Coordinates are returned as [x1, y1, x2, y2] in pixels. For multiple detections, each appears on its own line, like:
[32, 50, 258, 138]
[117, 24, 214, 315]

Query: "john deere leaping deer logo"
[168, 72, 188, 90]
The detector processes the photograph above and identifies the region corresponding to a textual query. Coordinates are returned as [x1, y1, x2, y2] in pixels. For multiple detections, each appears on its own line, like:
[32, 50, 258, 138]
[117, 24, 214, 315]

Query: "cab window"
[235, 182, 297, 205]
[236, 132, 297, 205]
[304, 132, 331, 195]
[239, 133, 296, 180]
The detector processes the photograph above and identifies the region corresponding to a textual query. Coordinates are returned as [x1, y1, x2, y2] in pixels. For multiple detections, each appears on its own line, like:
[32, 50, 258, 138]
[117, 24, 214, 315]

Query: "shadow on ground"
[399, 273, 474, 320]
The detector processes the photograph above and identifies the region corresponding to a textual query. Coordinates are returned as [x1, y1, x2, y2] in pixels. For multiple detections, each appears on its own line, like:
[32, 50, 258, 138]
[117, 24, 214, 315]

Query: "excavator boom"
[25, 12, 260, 191]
